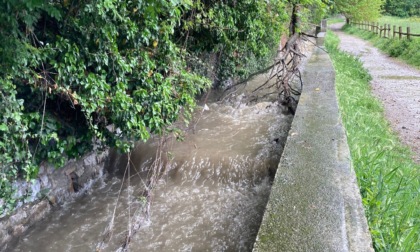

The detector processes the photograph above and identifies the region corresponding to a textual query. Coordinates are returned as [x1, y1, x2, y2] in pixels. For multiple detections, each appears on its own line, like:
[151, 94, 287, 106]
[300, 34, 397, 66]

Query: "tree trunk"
[289, 4, 301, 35]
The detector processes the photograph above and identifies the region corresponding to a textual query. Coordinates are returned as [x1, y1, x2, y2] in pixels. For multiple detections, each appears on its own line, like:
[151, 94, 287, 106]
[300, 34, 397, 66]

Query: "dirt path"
[329, 23, 420, 163]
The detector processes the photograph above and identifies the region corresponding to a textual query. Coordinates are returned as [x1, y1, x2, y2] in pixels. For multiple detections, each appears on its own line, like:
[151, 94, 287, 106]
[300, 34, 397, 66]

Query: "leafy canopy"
[384, 0, 420, 17]
[333, 0, 385, 21]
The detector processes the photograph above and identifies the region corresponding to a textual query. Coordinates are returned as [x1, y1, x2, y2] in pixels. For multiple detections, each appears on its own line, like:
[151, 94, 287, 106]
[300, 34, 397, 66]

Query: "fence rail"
[351, 21, 420, 39]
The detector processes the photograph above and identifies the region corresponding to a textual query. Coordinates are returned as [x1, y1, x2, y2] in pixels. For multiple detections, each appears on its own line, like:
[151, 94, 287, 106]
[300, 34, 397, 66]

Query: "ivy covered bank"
[0, 0, 328, 215]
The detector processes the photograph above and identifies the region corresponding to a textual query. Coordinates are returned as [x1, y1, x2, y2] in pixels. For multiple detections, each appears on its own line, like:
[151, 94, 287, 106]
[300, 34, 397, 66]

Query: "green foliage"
[0, 0, 210, 215]
[299, 0, 330, 27]
[333, 0, 384, 22]
[179, 0, 289, 82]
[179, 0, 330, 83]
[326, 31, 420, 251]
[0, 0, 330, 216]
[343, 24, 420, 67]
[384, 0, 420, 17]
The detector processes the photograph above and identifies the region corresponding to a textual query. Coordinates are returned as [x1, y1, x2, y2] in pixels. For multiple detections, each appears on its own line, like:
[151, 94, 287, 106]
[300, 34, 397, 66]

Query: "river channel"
[9, 70, 297, 251]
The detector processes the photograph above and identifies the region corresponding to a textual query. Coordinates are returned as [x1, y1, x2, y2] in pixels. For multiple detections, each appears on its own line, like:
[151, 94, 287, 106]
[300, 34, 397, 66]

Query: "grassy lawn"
[325, 31, 420, 251]
[378, 15, 420, 34]
[327, 16, 345, 24]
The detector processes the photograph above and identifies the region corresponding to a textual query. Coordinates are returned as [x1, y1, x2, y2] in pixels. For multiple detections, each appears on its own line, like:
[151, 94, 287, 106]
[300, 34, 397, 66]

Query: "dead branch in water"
[221, 4, 308, 114]
[266, 32, 303, 114]
[227, 32, 305, 114]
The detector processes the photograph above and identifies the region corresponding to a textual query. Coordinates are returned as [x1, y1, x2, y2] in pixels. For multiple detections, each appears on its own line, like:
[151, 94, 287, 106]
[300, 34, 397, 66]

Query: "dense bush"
[183, 1, 290, 81]
[384, 0, 420, 17]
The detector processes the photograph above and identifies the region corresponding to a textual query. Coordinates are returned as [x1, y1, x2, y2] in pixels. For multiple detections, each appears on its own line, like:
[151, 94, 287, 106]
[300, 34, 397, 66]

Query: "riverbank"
[0, 150, 109, 250]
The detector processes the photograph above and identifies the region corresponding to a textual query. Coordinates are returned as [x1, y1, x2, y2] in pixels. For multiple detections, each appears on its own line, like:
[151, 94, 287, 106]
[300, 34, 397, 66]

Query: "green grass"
[327, 16, 345, 25]
[325, 31, 420, 251]
[378, 15, 420, 34]
[342, 24, 420, 68]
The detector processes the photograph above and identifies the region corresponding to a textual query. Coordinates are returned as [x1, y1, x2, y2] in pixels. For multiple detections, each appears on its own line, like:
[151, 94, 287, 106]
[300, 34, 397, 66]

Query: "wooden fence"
[351, 21, 420, 39]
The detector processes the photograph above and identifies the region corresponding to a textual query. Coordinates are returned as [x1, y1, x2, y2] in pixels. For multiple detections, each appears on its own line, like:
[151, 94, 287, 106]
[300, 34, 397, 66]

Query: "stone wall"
[0, 149, 109, 250]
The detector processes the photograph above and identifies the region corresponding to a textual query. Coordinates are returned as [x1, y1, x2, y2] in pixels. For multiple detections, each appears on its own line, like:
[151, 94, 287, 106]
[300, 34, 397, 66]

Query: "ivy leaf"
[0, 124, 8, 131]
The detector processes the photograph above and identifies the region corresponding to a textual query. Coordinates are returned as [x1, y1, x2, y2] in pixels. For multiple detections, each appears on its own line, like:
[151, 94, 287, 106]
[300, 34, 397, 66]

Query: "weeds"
[325, 31, 420, 251]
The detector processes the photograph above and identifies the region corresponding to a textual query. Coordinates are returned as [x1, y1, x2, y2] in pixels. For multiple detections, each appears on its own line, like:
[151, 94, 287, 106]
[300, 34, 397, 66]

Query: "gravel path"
[329, 23, 420, 163]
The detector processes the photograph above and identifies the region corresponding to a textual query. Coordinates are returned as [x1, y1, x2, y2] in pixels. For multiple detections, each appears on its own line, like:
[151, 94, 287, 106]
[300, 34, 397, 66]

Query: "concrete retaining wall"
[253, 37, 373, 251]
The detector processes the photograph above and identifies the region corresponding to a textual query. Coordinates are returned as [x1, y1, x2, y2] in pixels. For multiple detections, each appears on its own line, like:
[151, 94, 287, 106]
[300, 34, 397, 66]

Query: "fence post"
[384, 24, 387, 38]
[377, 22, 379, 34]
[388, 24, 391, 38]
[393, 25, 396, 38]
[380, 26, 382, 37]
[407, 27, 411, 40]
[399, 26, 402, 39]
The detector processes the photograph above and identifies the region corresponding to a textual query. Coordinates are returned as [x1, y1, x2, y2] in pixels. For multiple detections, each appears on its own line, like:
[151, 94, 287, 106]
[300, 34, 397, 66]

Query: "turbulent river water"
[9, 72, 295, 252]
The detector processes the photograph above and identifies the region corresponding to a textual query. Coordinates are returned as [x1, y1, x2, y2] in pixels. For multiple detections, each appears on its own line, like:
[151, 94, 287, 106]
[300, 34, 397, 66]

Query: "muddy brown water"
[8, 73, 295, 251]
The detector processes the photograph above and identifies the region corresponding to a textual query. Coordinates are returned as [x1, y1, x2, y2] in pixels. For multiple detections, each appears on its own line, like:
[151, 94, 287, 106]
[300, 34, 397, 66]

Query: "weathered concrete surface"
[253, 43, 373, 251]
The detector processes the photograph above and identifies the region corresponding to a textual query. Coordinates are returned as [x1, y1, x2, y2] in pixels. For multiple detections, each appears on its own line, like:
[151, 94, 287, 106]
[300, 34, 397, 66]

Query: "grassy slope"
[343, 17, 420, 68]
[325, 31, 420, 251]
